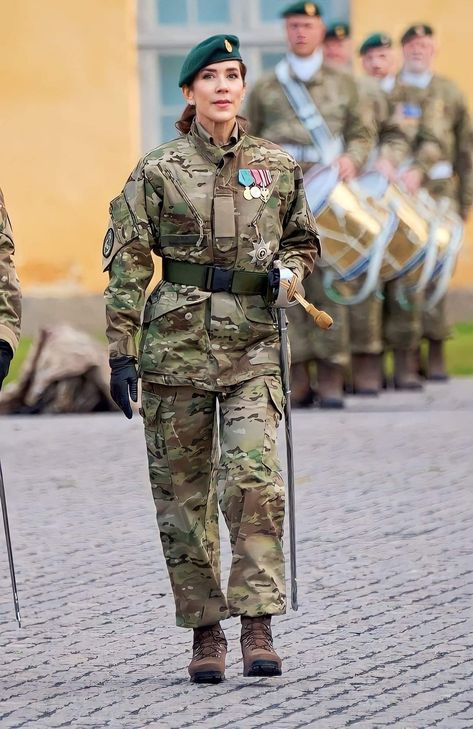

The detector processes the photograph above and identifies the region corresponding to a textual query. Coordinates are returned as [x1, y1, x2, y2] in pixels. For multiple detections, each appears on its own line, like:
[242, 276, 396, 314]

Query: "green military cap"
[359, 32, 392, 55]
[325, 21, 350, 40]
[178, 34, 242, 87]
[401, 24, 434, 45]
[280, 2, 322, 18]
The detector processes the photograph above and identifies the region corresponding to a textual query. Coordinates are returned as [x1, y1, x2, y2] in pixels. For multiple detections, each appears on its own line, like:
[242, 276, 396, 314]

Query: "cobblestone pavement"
[1, 379, 472, 729]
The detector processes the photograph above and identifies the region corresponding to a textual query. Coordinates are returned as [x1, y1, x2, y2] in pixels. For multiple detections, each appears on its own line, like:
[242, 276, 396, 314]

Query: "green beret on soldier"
[359, 32, 392, 56]
[280, 1, 321, 17]
[325, 21, 350, 41]
[401, 23, 433, 45]
[178, 34, 242, 88]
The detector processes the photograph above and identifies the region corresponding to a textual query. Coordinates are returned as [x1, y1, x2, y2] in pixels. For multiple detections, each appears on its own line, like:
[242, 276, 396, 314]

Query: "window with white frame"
[138, 0, 349, 150]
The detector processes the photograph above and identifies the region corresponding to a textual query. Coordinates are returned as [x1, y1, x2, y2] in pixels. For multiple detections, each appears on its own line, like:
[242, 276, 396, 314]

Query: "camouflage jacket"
[246, 62, 373, 171]
[104, 122, 319, 390]
[385, 74, 473, 213]
[0, 188, 21, 352]
[357, 76, 412, 169]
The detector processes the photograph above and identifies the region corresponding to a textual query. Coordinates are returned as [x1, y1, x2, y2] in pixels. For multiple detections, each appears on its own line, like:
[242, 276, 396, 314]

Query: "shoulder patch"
[102, 228, 114, 258]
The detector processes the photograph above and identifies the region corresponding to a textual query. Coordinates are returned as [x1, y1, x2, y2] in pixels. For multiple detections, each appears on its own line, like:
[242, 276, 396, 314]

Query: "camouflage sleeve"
[343, 77, 374, 171]
[278, 163, 320, 280]
[0, 188, 21, 352]
[104, 160, 162, 359]
[453, 96, 473, 216]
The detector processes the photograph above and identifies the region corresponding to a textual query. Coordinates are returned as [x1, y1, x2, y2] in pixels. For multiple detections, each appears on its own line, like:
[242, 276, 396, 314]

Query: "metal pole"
[276, 308, 298, 611]
[0, 457, 21, 627]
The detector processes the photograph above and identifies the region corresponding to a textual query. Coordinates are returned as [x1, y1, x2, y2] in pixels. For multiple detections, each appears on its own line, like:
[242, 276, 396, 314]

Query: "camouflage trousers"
[287, 267, 350, 367]
[141, 375, 286, 629]
[358, 281, 450, 352]
[348, 289, 383, 355]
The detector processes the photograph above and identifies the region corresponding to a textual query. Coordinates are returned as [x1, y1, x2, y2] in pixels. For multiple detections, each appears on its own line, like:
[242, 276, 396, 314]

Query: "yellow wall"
[0, 0, 140, 295]
[352, 0, 473, 288]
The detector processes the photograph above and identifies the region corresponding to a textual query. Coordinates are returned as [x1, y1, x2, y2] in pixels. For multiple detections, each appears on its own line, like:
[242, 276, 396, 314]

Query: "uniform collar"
[380, 74, 396, 93]
[190, 119, 243, 164]
[400, 68, 433, 89]
[287, 48, 324, 82]
[195, 120, 239, 147]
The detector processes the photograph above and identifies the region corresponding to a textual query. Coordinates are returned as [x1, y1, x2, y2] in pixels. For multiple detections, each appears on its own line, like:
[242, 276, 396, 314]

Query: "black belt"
[162, 259, 269, 295]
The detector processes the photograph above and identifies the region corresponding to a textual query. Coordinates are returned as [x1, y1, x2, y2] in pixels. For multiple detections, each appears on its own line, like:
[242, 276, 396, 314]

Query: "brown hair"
[175, 61, 248, 135]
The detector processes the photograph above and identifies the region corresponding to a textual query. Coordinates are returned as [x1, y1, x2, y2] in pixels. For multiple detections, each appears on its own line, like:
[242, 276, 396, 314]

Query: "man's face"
[323, 38, 352, 67]
[403, 36, 435, 73]
[285, 16, 326, 57]
[362, 47, 395, 79]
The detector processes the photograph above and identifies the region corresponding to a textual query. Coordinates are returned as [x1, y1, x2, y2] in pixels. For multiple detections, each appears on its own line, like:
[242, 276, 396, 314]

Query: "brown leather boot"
[427, 339, 449, 381]
[352, 354, 382, 396]
[393, 349, 423, 391]
[316, 360, 344, 408]
[290, 362, 313, 407]
[188, 623, 227, 683]
[240, 615, 282, 677]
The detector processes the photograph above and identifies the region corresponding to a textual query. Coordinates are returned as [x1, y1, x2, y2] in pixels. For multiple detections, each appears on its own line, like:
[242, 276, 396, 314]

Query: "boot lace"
[241, 617, 273, 651]
[193, 625, 227, 660]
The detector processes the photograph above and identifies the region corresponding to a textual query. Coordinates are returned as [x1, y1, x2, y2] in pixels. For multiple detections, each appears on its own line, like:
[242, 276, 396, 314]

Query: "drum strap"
[275, 59, 343, 165]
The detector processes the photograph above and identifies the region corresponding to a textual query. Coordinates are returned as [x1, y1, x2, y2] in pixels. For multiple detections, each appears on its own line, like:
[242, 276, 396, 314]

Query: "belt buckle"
[208, 266, 233, 292]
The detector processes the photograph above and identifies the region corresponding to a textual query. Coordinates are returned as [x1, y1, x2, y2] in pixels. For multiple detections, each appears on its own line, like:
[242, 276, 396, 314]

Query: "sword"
[276, 273, 333, 611]
[276, 307, 299, 611]
[0, 457, 21, 627]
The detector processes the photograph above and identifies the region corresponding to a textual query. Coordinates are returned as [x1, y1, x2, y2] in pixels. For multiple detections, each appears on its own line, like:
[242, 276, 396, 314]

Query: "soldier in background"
[0, 188, 21, 391]
[246, 1, 372, 408]
[399, 25, 472, 380]
[357, 32, 430, 390]
[323, 21, 352, 72]
[379, 25, 473, 382]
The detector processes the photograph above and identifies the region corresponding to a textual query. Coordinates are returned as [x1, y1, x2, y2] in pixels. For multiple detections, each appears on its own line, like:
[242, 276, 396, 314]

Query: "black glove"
[0, 340, 13, 391]
[109, 356, 138, 419]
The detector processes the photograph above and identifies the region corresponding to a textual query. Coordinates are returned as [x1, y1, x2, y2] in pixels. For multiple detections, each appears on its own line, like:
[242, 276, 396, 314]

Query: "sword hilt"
[281, 281, 333, 329]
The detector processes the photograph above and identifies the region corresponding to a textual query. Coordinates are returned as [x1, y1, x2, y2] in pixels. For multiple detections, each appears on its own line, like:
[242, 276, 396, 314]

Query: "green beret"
[359, 32, 392, 56]
[178, 34, 242, 88]
[325, 21, 350, 40]
[401, 24, 434, 45]
[280, 2, 322, 18]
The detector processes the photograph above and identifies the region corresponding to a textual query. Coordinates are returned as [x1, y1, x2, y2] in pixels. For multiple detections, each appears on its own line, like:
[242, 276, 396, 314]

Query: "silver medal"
[250, 237, 271, 266]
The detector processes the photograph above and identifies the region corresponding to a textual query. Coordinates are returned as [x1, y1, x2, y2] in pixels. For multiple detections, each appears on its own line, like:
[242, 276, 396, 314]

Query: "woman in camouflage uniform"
[0, 188, 21, 390]
[104, 35, 319, 683]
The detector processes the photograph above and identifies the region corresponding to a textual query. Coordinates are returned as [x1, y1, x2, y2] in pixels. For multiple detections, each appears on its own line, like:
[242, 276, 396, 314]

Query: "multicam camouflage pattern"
[105, 122, 318, 627]
[246, 62, 373, 365]
[288, 268, 350, 367]
[104, 121, 319, 388]
[383, 281, 423, 350]
[246, 63, 373, 171]
[348, 291, 383, 355]
[379, 74, 473, 343]
[387, 74, 473, 216]
[357, 76, 412, 169]
[0, 188, 21, 352]
[141, 375, 286, 628]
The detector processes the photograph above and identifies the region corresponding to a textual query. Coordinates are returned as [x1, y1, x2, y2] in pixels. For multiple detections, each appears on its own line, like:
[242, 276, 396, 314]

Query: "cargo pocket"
[138, 287, 210, 375]
[141, 388, 170, 488]
[262, 376, 284, 473]
[238, 294, 278, 335]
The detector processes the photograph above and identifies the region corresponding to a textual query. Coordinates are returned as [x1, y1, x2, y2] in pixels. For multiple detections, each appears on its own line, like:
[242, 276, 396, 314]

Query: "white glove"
[270, 265, 305, 308]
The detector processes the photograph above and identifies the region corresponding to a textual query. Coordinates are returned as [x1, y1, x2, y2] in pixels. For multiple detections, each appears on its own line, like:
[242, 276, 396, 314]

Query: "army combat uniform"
[104, 121, 318, 628]
[388, 73, 473, 346]
[0, 188, 21, 389]
[247, 61, 371, 403]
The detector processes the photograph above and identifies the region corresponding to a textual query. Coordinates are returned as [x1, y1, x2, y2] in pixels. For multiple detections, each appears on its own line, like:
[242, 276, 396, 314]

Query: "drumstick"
[280, 280, 333, 329]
